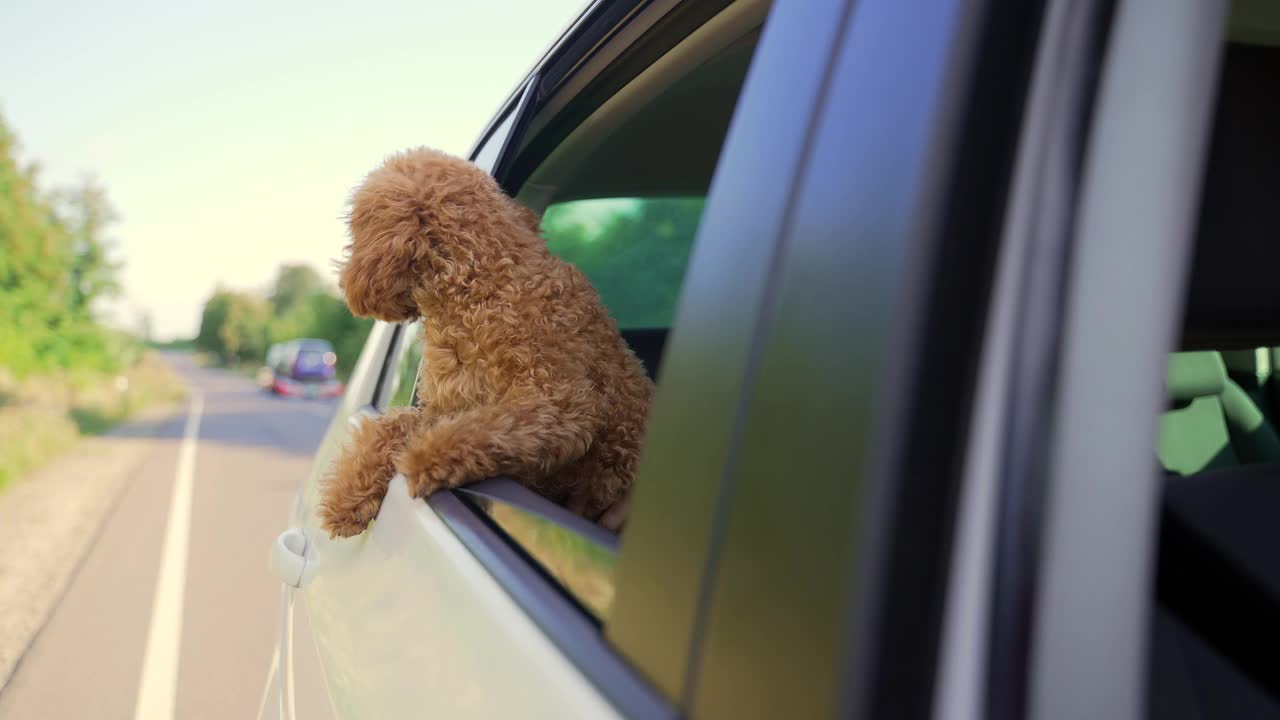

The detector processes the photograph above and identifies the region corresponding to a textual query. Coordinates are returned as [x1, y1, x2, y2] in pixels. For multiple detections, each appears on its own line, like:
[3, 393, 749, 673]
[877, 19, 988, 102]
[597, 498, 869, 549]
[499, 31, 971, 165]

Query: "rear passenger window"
[447, 3, 766, 619]
[541, 197, 705, 329]
[368, 3, 773, 650]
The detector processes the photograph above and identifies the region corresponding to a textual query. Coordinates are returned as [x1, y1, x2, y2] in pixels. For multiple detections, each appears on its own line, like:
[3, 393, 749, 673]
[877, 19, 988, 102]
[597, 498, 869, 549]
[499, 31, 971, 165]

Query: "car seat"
[1159, 351, 1280, 475]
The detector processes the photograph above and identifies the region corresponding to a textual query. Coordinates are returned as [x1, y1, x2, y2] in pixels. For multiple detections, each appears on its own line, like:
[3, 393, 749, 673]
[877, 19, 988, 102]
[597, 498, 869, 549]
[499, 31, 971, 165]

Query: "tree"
[269, 264, 327, 316]
[57, 178, 121, 318]
[0, 115, 127, 376]
[195, 289, 233, 356]
[193, 269, 373, 378]
[219, 294, 271, 363]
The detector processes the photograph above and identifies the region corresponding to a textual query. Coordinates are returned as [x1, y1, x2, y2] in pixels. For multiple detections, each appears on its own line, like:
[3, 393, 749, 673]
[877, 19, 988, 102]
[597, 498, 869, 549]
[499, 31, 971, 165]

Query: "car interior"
[1147, 2, 1280, 716]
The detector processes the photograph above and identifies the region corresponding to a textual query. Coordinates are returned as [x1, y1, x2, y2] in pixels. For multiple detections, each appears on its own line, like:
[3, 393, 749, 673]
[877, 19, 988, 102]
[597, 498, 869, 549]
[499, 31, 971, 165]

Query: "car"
[263, 0, 1279, 718]
[260, 338, 344, 399]
[257, 343, 286, 390]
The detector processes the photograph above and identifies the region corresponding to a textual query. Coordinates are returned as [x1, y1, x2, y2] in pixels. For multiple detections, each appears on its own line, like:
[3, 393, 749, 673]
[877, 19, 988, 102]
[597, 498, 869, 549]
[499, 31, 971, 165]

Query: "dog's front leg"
[320, 407, 434, 538]
[395, 395, 599, 498]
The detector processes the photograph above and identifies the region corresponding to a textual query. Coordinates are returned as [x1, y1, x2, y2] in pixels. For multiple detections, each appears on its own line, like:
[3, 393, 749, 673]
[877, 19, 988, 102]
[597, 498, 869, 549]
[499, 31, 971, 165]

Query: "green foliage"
[195, 269, 372, 379]
[269, 264, 327, 315]
[542, 197, 704, 328]
[219, 293, 272, 362]
[0, 114, 126, 378]
[0, 113, 187, 490]
[58, 179, 122, 314]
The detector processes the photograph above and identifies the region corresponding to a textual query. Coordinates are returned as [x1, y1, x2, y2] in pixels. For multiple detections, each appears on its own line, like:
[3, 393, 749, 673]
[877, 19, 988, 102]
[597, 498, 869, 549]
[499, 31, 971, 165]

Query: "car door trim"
[602, 0, 857, 703]
[1027, 1, 1228, 718]
[931, 1, 1116, 718]
[427, 490, 676, 720]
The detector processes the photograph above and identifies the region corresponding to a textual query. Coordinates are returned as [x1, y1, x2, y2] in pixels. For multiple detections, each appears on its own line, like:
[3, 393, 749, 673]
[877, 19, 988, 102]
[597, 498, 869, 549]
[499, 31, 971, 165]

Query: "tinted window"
[541, 197, 704, 329]
[295, 350, 326, 371]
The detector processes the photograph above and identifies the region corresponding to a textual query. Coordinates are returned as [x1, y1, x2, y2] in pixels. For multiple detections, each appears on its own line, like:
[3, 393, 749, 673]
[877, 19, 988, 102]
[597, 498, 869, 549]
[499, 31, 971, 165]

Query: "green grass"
[0, 352, 187, 491]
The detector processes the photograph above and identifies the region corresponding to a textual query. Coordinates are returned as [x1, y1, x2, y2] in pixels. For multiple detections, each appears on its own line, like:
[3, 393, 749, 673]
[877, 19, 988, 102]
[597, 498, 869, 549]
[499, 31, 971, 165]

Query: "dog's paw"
[319, 491, 382, 539]
[396, 453, 451, 499]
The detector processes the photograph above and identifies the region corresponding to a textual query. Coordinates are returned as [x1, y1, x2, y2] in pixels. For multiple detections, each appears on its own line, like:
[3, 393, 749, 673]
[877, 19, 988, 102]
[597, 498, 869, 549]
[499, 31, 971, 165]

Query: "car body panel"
[293, 477, 621, 719]
[280, 325, 623, 715]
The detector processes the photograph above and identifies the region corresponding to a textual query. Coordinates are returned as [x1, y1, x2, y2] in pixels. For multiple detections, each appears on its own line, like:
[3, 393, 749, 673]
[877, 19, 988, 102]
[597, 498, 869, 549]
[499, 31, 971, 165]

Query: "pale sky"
[0, 0, 588, 340]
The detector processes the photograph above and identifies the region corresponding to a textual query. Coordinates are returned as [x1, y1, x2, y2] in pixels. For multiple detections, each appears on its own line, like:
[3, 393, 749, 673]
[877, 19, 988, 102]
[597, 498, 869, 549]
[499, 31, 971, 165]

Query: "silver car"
[265, 0, 1279, 718]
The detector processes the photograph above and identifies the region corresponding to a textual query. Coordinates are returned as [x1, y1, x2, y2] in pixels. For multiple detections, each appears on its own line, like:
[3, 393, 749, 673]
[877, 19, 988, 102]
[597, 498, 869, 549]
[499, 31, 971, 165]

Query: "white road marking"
[133, 392, 203, 720]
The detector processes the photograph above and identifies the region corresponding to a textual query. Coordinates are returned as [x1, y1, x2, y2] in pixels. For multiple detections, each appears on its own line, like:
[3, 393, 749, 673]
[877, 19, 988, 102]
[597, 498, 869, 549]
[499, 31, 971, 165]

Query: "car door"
[269, 1, 805, 718]
[637, 0, 1225, 717]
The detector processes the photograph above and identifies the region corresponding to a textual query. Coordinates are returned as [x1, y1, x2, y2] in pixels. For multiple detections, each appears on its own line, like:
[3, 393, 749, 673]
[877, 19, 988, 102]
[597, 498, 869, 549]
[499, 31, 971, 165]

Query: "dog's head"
[340, 147, 543, 321]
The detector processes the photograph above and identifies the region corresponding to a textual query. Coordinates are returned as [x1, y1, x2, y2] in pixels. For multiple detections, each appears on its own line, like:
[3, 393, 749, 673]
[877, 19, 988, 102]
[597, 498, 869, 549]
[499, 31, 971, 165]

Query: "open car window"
[384, 321, 422, 410]
[542, 197, 704, 331]
[366, 0, 772, 631]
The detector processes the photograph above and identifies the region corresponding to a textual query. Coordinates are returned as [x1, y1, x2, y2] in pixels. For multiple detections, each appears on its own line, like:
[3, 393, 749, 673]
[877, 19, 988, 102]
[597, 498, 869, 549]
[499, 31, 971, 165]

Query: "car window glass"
[472, 105, 518, 173]
[385, 321, 423, 409]
[541, 197, 705, 329]
[459, 8, 769, 626]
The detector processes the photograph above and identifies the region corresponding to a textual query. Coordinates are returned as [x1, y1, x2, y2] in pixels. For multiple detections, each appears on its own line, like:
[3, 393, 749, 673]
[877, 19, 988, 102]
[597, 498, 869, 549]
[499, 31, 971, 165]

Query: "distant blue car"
[258, 338, 343, 399]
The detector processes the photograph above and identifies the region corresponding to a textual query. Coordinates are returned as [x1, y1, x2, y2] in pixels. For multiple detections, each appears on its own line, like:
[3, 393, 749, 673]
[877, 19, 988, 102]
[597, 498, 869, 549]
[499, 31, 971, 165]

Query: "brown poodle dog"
[318, 147, 653, 538]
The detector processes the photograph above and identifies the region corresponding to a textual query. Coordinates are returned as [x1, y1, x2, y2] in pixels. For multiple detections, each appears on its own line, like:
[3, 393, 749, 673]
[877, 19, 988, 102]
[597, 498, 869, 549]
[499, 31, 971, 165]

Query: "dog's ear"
[340, 170, 423, 322]
[342, 148, 542, 318]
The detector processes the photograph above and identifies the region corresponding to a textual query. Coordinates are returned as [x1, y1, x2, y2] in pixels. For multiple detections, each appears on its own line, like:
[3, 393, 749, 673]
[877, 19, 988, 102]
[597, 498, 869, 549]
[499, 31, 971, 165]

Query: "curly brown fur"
[321, 147, 653, 538]
[318, 408, 434, 536]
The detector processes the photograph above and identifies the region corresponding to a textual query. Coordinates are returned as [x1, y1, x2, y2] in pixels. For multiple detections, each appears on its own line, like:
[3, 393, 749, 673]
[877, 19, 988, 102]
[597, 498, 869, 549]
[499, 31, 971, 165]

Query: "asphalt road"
[0, 354, 338, 719]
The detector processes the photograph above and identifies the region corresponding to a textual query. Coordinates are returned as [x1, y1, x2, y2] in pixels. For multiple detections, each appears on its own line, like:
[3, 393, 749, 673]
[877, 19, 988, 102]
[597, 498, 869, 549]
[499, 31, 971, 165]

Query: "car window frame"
[1025, 2, 1229, 719]
[679, 0, 1056, 714]
[931, 0, 1115, 716]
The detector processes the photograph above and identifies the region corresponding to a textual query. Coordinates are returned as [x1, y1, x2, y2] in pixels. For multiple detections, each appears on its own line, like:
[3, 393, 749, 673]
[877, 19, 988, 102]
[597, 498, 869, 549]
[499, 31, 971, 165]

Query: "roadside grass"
[0, 352, 187, 492]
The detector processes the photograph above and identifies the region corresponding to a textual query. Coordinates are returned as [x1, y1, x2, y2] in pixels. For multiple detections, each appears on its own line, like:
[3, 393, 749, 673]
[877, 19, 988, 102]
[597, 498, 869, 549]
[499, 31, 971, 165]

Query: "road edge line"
[133, 391, 203, 720]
